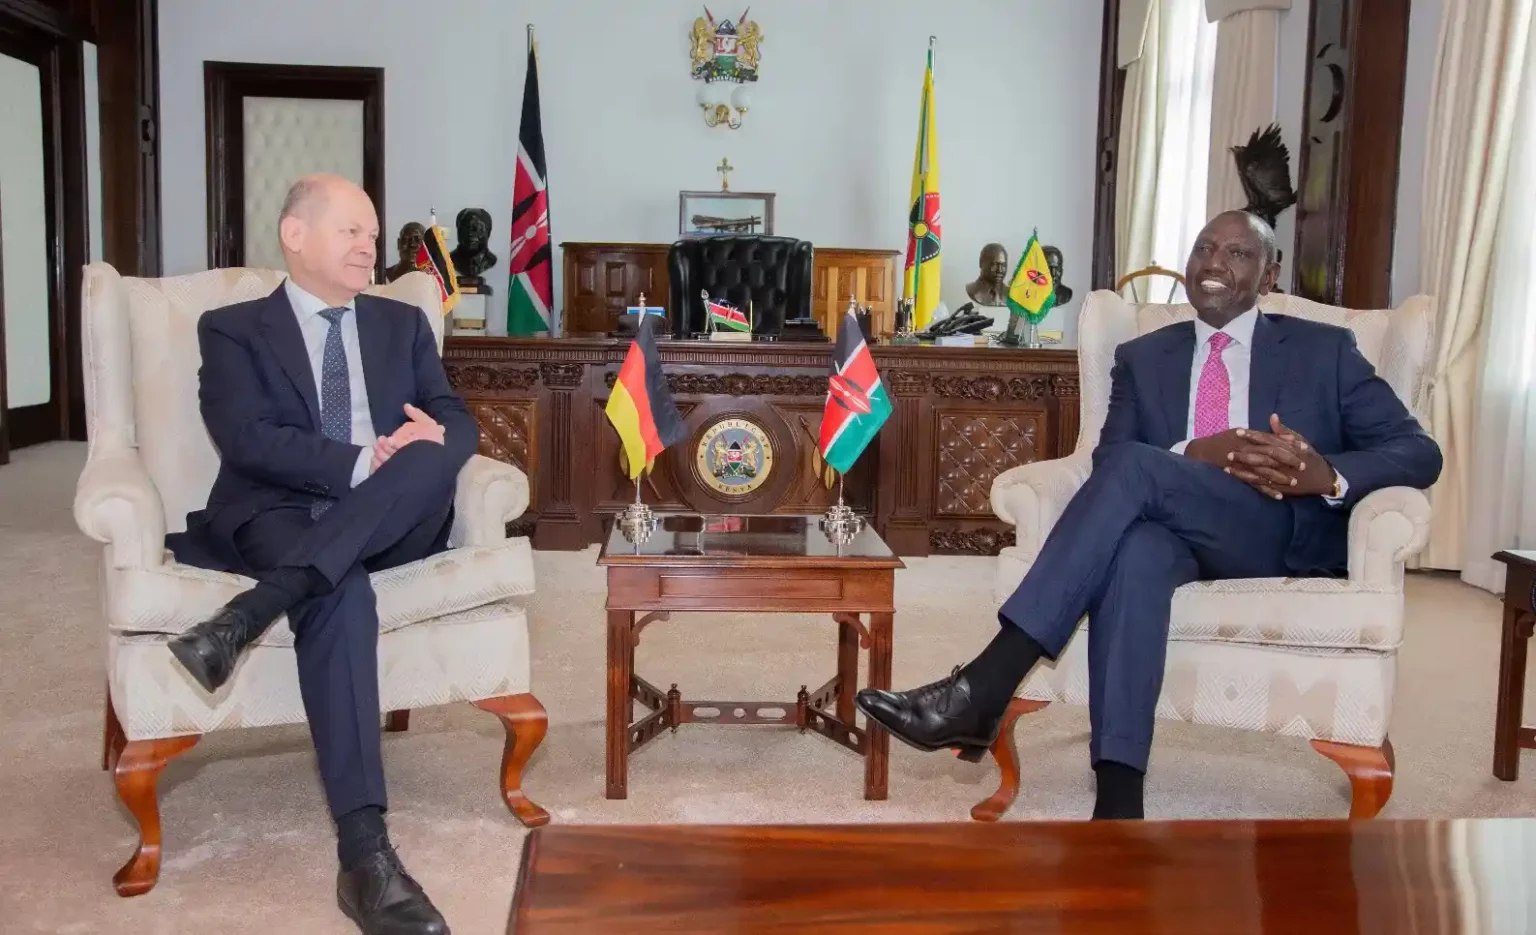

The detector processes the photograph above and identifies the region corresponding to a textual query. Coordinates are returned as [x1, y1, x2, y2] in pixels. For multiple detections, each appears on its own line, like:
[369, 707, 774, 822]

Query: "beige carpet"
[2, 441, 1533, 932]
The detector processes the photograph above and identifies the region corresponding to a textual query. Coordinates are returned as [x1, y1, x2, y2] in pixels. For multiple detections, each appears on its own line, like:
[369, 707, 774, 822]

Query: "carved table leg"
[384, 710, 411, 732]
[112, 734, 200, 896]
[1311, 736, 1395, 819]
[837, 615, 860, 724]
[607, 609, 635, 799]
[971, 698, 1050, 822]
[472, 693, 550, 827]
[864, 612, 894, 800]
[1494, 607, 1533, 780]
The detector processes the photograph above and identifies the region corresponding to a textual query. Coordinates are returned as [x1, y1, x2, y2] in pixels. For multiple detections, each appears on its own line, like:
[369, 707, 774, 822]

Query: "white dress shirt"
[284, 278, 375, 487]
[1171, 307, 1347, 504]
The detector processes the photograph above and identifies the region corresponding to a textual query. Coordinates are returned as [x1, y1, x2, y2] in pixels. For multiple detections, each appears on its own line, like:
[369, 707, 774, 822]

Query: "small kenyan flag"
[707, 297, 750, 332]
[818, 309, 893, 474]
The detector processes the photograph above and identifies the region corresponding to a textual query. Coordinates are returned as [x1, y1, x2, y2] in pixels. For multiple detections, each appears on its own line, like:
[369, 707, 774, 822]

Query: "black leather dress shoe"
[337, 848, 449, 935]
[856, 668, 1005, 762]
[167, 606, 263, 693]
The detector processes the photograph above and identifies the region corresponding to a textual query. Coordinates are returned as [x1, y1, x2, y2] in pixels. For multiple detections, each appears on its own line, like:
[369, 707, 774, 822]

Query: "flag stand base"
[617, 478, 657, 544]
[819, 478, 863, 546]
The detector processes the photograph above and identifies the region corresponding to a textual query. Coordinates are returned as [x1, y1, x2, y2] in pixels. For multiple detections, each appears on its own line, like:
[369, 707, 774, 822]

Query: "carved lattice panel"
[935, 412, 1040, 517]
[470, 401, 535, 503]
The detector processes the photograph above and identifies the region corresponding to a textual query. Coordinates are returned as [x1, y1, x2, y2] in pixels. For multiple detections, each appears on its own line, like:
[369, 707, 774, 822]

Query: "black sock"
[1092, 760, 1145, 820]
[227, 566, 326, 628]
[958, 621, 1047, 714]
[336, 805, 390, 871]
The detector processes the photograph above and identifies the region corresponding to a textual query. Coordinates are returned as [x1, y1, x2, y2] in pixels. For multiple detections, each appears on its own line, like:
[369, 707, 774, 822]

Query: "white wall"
[0, 52, 51, 410]
[158, 0, 1104, 341]
[84, 43, 104, 264]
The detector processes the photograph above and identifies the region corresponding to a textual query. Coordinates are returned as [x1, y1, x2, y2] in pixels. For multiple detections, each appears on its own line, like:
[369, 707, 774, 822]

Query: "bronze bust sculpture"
[449, 207, 497, 289]
[384, 221, 426, 283]
[966, 243, 1010, 307]
[1044, 245, 1073, 306]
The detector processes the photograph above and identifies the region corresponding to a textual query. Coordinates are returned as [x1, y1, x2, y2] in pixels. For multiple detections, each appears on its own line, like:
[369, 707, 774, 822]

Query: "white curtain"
[1205, 7, 1284, 218]
[1416, 0, 1535, 571]
[1115, 0, 1219, 301]
[1462, 11, 1536, 593]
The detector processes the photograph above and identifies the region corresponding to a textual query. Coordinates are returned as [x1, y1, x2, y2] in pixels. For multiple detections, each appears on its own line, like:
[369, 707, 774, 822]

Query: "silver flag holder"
[819, 473, 863, 545]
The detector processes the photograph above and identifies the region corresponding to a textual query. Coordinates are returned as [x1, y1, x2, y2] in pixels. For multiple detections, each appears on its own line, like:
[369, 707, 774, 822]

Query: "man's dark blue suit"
[167, 284, 478, 818]
[997, 312, 1442, 772]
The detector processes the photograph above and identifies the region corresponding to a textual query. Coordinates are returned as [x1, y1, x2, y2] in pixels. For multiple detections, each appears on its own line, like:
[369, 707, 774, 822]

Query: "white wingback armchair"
[74, 264, 548, 898]
[974, 289, 1434, 822]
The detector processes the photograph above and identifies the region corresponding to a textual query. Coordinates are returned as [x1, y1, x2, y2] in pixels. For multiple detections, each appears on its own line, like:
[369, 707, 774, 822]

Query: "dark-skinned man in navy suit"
[166, 174, 472, 934]
[857, 211, 1442, 821]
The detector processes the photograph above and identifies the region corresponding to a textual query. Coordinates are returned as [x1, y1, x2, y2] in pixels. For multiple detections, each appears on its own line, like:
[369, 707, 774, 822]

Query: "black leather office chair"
[667, 236, 813, 338]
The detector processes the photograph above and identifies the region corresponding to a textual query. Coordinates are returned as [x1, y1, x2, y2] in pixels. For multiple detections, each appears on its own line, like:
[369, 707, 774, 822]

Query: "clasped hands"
[1185, 414, 1336, 500]
[369, 403, 444, 473]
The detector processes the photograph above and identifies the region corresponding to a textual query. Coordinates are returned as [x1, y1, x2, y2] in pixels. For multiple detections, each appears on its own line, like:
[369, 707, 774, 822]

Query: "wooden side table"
[1493, 550, 1536, 780]
[597, 513, 904, 801]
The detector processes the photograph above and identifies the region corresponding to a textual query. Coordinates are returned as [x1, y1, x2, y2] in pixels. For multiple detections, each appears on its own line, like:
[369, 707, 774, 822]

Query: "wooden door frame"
[1090, 0, 1123, 292]
[0, 0, 90, 446]
[204, 61, 386, 277]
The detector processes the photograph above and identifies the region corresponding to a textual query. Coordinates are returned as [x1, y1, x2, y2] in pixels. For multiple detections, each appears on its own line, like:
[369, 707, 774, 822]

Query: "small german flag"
[414, 218, 461, 315]
[604, 317, 687, 479]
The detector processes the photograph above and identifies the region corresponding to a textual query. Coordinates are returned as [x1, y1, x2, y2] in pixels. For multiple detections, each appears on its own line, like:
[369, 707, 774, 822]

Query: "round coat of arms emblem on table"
[695, 417, 773, 497]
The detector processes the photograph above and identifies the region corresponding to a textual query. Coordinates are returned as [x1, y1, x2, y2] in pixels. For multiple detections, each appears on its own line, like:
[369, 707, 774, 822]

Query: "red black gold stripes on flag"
[604, 318, 687, 479]
[413, 222, 460, 314]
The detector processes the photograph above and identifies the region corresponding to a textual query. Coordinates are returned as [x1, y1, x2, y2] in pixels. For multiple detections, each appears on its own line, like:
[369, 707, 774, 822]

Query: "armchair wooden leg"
[384, 710, 411, 732]
[112, 735, 200, 896]
[102, 685, 126, 771]
[472, 693, 550, 828]
[1311, 736, 1395, 819]
[971, 698, 1051, 822]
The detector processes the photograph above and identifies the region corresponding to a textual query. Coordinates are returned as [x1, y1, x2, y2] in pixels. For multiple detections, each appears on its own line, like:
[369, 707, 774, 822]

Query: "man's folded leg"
[168, 439, 458, 693]
[855, 442, 1292, 765]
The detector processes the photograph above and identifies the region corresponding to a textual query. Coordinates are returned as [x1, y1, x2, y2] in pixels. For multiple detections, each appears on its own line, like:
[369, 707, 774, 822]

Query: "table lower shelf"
[626, 674, 868, 758]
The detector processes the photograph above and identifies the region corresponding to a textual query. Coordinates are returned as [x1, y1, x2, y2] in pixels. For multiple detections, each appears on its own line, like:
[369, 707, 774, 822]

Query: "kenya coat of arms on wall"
[690, 7, 762, 82]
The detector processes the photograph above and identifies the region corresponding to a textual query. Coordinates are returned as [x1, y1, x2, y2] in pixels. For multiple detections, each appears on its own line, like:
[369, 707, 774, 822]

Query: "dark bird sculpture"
[1232, 124, 1297, 229]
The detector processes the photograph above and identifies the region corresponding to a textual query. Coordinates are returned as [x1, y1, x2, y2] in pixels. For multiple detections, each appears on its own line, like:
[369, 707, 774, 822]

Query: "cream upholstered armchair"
[75, 264, 547, 897]
[975, 289, 1434, 822]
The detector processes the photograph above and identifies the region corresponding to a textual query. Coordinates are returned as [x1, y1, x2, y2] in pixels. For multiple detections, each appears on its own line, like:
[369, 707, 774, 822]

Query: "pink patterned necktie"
[1193, 331, 1234, 438]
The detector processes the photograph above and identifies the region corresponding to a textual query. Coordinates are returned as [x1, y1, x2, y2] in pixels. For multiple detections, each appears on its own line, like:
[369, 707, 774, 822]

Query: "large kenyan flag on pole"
[507, 30, 553, 335]
[818, 310, 893, 475]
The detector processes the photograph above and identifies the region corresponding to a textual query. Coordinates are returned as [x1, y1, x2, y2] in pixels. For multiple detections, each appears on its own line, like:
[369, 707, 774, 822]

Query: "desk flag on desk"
[414, 218, 459, 315]
[507, 31, 553, 335]
[605, 317, 687, 480]
[819, 309, 893, 475]
[1007, 230, 1056, 325]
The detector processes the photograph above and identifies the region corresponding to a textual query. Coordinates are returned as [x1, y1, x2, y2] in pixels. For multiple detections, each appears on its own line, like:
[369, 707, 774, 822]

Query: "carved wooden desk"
[596, 513, 903, 801]
[1493, 550, 1536, 780]
[443, 336, 1079, 556]
[510, 819, 1536, 933]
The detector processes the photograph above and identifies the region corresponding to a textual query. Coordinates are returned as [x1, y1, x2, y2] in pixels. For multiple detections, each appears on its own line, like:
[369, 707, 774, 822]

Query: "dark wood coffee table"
[1494, 550, 1536, 779]
[509, 819, 1536, 933]
[596, 513, 904, 801]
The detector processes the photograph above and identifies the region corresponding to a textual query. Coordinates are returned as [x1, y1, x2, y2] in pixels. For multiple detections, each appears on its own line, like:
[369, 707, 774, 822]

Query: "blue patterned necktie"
[312, 306, 351, 518]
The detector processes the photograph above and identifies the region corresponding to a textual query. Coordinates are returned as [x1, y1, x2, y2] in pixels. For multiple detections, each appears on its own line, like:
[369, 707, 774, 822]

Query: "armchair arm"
[1347, 486, 1432, 586]
[449, 454, 531, 548]
[73, 449, 168, 570]
[990, 451, 1093, 561]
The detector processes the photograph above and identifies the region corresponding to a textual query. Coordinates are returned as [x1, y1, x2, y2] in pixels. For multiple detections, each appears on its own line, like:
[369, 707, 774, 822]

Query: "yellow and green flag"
[902, 44, 941, 331]
[1007, 230, 1056, 325]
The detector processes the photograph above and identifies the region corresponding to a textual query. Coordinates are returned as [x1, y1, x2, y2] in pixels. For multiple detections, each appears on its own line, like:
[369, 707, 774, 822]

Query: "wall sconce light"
[689, 7, 761, 131]
[697, 81, 751, 129]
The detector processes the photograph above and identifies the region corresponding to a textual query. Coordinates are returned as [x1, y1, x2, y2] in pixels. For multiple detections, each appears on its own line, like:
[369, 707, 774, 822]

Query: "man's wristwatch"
[1328, 473, 1343, 500]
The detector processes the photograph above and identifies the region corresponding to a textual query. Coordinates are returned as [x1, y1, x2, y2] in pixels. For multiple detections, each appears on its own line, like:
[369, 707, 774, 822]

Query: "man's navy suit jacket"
[166, 285, 478, 573]
[1096, 312, 1443, 574]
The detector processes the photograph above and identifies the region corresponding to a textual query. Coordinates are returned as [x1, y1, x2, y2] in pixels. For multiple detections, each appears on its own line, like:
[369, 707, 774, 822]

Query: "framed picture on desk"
[679, 191, 775, 236]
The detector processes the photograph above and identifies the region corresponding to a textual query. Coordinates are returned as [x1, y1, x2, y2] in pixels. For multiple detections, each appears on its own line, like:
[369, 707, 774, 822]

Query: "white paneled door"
[241, 97, 365, 271]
